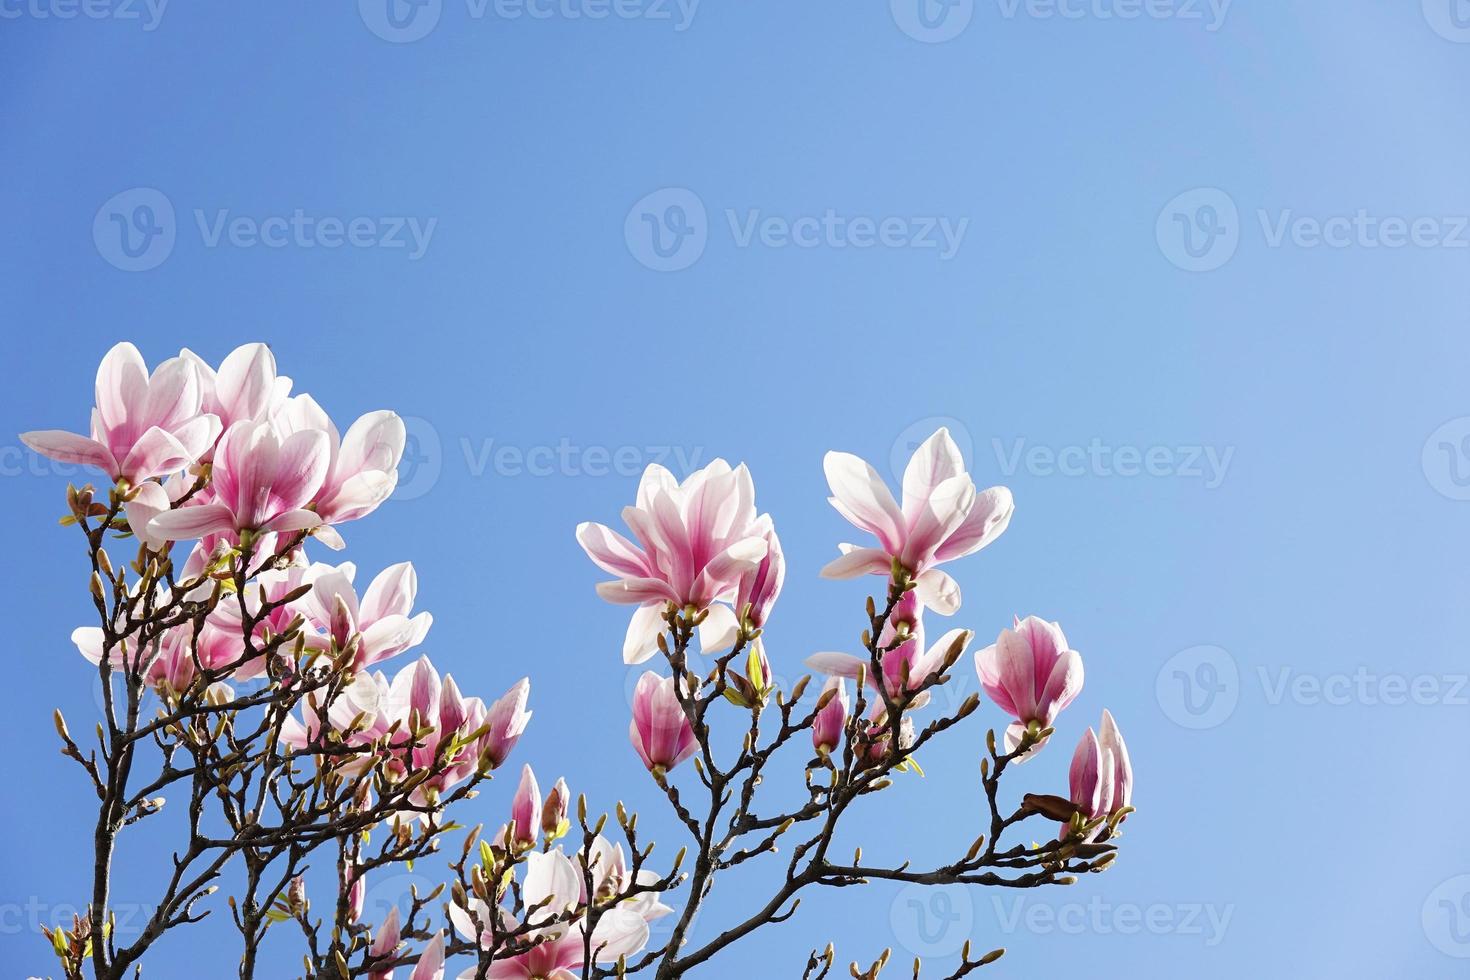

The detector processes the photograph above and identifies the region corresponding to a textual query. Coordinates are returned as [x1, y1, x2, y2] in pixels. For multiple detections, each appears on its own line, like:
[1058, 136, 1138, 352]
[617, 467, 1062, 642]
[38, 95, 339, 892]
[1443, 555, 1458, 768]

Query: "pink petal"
[576, 522, 653, 579]
[818, 545, 891, 580]
[149, 503, 234, 542]
[935, 486, 1015, 562]
[118, 426, 191, 482]
[823, 451, 905, 554]
[215, 343, 277, 425]
[95, 341, 148, 432]
[900, 427, 966, 522]
[914, 568, 962, 615]
[20, 430, 117, 473]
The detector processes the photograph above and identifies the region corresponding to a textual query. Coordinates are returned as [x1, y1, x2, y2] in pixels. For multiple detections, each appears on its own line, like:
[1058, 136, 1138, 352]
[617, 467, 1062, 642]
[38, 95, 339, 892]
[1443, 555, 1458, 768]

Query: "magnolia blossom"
[974, 616, 1084, 757]
[820, 428, 1013, 615]
[812, 677, 850, 755]
[807, 592, 972, 702]
[629, 672, 697, 773]
[509, 764, 541, 849]
[297, 561, 433, 671]
[22, 342, 219, 484]
[1068, 710, 1133, 833]
[576, 461, 772, 663]
[149, 420, 330, 542]
[450, 845, 671, 980]
[482, 678, 533, 770]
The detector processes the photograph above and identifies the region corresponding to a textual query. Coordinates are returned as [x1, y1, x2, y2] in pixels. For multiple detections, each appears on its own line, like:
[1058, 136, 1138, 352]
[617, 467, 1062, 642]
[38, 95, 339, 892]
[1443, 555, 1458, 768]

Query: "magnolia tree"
[23, 343, 1135, 980]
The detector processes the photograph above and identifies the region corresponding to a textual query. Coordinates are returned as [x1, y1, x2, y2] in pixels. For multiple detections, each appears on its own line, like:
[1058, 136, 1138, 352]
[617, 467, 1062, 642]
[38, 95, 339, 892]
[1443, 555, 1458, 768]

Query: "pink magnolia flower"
[297, 561, 433, 671]
[273, 394, 404, 547]
[811, 677, 849, 756]
[974, 616, 1084, 757]
[820, 428, 1013, 615]
[1068, 709, 1133, 831]
[22, 342, 220, 484]
[509, 764, 541, 849]
[1065, 714, 1132, 840]
[807, 592, 972, 703]
[481, 677, 533, 771]
[576, 461, 771, 663]
[629, 672, 697, 773]
[148, 420, 330, 542]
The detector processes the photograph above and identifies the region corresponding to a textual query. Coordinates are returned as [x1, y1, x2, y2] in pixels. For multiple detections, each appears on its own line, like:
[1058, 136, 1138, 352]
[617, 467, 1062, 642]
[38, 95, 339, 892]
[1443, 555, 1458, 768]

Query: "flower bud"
[510, 764, 541, 849]
[541, 777, 570, 841]
[811, 677, 849, 756]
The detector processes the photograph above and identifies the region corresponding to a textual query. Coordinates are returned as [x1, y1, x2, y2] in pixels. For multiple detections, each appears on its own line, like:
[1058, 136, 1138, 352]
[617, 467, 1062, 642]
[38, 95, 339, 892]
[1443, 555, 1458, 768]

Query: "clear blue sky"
[3, 2, 1470, 977]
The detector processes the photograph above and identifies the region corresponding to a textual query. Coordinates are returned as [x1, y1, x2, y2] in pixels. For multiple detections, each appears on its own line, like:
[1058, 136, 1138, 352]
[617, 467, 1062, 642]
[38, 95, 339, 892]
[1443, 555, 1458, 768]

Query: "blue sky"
[3, 1, 1470, 977]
